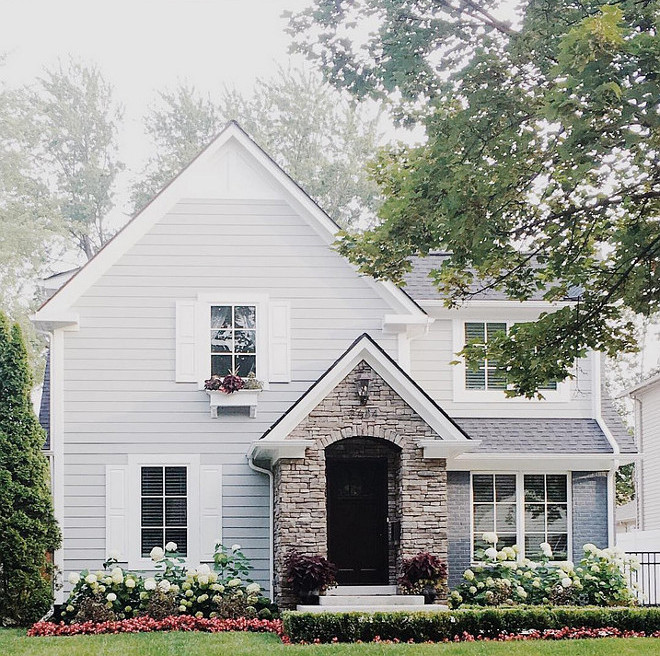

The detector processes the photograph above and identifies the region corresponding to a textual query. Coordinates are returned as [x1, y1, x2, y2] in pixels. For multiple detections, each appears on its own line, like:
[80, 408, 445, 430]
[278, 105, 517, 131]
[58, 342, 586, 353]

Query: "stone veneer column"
[272, 360, 448, 608]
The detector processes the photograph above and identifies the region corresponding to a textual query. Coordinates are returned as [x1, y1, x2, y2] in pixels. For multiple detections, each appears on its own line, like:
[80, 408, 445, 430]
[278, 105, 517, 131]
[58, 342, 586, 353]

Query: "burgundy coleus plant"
[204, 371, 245, 394]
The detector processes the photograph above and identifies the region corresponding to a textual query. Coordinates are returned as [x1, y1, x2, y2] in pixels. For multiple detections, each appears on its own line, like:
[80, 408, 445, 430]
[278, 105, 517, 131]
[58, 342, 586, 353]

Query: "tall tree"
[131, 68, 381, 228]
[0, 313, 60, 625]
[32, 60, 123, 260]
[290, 1, 660, 397]
[0, 67, 61, 314]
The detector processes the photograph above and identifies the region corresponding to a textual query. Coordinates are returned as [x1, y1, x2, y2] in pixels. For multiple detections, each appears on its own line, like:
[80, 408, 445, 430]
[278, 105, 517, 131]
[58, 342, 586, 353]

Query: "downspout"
[247, 453, 274, 602]
[630, 393, 644, 531]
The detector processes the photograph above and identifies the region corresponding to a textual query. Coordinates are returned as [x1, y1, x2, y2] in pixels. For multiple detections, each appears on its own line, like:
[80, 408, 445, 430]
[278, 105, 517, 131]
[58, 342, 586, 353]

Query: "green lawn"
[2, 631, 660, 656]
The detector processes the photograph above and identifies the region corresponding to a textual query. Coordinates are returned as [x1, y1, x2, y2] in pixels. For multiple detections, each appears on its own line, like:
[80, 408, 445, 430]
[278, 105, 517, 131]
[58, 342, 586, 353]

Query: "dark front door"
[326, 458, 388, 585]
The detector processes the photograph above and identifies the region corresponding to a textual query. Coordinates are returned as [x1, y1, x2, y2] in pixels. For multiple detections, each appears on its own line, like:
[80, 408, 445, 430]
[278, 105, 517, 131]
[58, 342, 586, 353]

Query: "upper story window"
[141, 466, 188, 558]
[210, 305, 257, 378]
[465, 322, 507, 390]
[464, 322, 557, 392]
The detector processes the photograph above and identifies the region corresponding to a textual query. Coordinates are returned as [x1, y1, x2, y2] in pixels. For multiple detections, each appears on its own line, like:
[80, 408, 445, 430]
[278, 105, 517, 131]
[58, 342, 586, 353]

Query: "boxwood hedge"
[283, 607, 660, 643]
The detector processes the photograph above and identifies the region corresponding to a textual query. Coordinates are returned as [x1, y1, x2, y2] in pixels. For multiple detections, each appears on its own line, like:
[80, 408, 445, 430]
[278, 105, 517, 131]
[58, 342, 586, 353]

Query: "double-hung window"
[210, 305, 257, 377]
[463, 322, 557, 392]
[472, 474, 518, 551]
[523, 474, 569, 560]
[464, 322, 507, 390]
[141, 466, 188, 557]
[471, 473, 570, 561]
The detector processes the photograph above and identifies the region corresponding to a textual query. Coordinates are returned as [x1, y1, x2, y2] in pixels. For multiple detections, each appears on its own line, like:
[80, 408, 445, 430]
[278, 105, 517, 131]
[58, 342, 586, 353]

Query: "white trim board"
[33, 122, 424, 325]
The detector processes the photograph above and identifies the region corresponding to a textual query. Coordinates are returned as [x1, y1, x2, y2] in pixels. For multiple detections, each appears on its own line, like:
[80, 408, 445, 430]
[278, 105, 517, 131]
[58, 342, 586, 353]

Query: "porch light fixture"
[355, 373, 372, 405]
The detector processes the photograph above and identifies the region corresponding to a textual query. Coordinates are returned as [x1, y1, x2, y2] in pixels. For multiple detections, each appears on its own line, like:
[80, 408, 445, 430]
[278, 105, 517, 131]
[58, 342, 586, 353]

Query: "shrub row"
[282, 607, 660, 643]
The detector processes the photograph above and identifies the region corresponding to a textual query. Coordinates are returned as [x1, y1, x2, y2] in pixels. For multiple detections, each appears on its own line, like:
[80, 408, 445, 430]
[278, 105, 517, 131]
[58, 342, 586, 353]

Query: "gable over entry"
[248, 334, 478, 607]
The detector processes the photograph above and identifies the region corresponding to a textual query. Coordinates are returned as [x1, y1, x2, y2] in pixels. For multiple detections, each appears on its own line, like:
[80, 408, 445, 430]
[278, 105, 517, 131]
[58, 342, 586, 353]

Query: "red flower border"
[28, 619, 660, 644]
[28, 615, 287, 641]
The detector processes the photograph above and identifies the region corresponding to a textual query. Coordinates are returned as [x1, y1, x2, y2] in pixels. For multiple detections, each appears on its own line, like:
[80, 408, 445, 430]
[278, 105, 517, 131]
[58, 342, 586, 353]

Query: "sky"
[1, 0, 311, 188]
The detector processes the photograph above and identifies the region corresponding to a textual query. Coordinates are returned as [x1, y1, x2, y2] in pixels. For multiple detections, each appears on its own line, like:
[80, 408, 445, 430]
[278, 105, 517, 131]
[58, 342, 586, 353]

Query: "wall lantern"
[355, 373, 372, 405]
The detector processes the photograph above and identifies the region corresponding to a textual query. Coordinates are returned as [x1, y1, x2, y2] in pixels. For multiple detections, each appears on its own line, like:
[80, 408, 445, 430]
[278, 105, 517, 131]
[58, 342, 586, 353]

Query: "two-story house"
[34, 122, 636, 608]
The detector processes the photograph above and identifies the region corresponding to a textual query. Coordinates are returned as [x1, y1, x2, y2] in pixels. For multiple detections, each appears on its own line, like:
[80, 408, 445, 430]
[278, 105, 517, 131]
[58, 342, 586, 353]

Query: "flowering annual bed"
[28, 615, 286, 639]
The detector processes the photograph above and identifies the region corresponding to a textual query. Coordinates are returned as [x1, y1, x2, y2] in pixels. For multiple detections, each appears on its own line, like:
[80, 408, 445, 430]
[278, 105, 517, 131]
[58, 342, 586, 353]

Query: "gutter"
[246, 453, 274, 602]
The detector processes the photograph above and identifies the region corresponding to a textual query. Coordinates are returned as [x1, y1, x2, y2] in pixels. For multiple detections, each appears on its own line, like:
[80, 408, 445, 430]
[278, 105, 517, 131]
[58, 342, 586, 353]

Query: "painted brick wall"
[447, 471, 471, 588]
[572, 471, 609, 561]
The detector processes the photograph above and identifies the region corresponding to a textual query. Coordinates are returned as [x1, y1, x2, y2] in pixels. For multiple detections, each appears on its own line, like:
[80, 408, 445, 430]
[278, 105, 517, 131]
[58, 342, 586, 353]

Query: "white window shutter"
[176, 300, 197, 382]
[106, 465, 129, 562]
[268, 301, 291, 382]
[199, 465, 222, 561]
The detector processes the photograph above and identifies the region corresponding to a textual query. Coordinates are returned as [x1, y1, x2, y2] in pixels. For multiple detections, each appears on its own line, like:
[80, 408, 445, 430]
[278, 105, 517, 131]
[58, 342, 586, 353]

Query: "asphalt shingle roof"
[600, 393, 637, 454]
[402, 252, 552, 301]
[453, 417, 614, 453]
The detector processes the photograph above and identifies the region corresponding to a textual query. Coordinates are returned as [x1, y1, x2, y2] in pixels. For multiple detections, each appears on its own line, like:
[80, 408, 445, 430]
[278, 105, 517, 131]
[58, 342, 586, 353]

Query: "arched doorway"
[325, 437, 401, 585]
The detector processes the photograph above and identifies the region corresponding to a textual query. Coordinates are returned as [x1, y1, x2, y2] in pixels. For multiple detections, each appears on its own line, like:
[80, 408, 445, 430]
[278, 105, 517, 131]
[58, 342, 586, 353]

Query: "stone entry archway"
[272, 360, 449, 608]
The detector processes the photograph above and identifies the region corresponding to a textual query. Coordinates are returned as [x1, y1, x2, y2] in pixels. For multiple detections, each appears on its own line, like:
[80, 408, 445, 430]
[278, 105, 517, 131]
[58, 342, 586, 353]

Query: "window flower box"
[206, 388, 261, 418]
[204, 372, 263, 418]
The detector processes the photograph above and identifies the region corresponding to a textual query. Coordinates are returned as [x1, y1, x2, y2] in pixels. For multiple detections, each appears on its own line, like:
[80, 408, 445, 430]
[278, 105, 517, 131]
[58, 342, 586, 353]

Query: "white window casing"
[470, 471, 573, 563]
[175, 294, 291, 388]
[452, 319, 570, 403]
[115, 454, 202, 570]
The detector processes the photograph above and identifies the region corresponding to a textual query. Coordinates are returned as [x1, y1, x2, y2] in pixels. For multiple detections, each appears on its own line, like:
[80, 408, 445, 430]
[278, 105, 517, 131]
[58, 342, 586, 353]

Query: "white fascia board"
[30, 312, 80, 331]
[419, 300, 574, 310]
[247, 440, 311, 464]
[383, 314, 433, 330]
[417, 439, 481, 459]
[446, 452, 636, 472]
[625, 373, 660, 397]
[34, 122, 424, 322]
[260, 336, 469, 445]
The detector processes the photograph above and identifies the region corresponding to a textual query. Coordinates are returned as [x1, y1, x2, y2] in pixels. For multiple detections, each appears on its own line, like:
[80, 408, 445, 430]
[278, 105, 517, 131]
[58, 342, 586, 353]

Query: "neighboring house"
[617, 374, 660, 551]
[34, 122, 636, 608]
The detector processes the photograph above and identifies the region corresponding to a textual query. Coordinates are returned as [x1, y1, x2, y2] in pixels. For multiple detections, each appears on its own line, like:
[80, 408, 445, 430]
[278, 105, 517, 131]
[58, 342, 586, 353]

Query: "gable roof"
[256, 333, 474, 453]
[33, 122, 425, 326]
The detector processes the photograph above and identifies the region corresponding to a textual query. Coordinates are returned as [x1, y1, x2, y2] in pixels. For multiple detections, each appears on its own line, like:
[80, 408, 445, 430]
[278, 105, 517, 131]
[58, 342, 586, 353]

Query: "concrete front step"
[326, 585, 398, 596]
[297, 604, 449, 613]
[320, 594, 424, 606]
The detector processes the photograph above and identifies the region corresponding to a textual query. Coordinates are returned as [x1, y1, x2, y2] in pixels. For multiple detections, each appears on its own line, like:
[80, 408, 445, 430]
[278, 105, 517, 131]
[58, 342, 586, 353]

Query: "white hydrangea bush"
[449, 534, 639, 608]
[60, 542, 276, 623]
